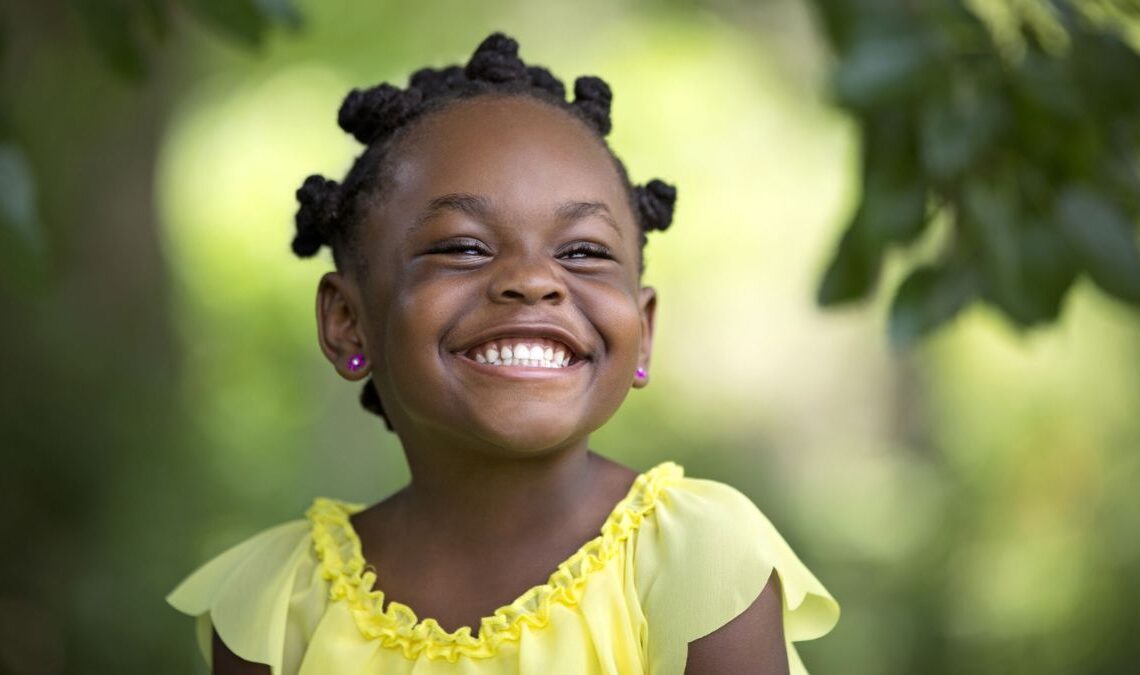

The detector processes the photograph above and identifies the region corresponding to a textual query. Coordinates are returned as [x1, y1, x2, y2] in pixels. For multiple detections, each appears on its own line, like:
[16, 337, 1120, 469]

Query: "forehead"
[375, 96, 631, 232]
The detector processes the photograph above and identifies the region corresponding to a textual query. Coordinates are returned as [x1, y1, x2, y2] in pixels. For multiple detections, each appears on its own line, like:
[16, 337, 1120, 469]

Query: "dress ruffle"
[306, 461, 684, 662]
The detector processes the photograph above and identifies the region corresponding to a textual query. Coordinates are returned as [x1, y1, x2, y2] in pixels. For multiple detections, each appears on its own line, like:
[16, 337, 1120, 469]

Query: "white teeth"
[466, 338, 579, 369]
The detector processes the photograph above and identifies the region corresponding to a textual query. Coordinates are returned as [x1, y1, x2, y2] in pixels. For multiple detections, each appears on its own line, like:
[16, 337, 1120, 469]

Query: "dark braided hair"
[291, 32, 677, 429]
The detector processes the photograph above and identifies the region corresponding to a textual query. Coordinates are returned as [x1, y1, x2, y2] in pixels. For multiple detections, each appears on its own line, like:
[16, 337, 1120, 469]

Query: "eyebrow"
[411, 192, 622, 238]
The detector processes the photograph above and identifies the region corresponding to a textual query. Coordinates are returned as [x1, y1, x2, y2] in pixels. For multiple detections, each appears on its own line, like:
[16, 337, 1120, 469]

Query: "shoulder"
[166, 511, 324, 672]
[635, 474, 783, 582]
[634, 471, 840, 674]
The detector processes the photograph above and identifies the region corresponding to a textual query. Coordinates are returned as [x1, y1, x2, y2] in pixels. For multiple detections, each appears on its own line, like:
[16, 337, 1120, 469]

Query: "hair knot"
[635, 179, 677, 232]
[527, 66, 566, 99]
[572, 75, 613, 136]
[337, 83, 424, 144]
[465, 32, 529, 84]
[292, 174, 341, 257]
[409, 65, 469, 100]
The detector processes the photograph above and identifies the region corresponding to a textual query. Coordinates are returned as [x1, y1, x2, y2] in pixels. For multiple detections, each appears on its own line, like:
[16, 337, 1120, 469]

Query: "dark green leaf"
[889, 258, 981, 350]
[69, 0, 147, 81]
[962, 179, 1030, 317]
[1055, 185, 1140, 304]
[817, 219, 885, 306]
[1014, 50, 1083, 121]
[0, 143, 49, 293]
[860, 175, 928, 247]
[253, 0, 302, 29]
[920, 86, 1005, 180]
[1070, 28, 1140, 117]
[859, 114, 928, 248]
[181, 0, 269, 47]
[1014, 218, 1079, 324]
[142, 0, 171, 41]
[834, 31, 938, 109]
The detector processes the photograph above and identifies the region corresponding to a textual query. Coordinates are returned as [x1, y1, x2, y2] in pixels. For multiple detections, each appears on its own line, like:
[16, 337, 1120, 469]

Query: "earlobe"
[315, 271, 371, 380]
[633, 286, 657, 389]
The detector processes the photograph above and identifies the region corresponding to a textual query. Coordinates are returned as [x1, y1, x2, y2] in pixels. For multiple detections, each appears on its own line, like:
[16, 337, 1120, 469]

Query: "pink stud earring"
[347, 353, 367, 372]
[635, 367, 647, 379]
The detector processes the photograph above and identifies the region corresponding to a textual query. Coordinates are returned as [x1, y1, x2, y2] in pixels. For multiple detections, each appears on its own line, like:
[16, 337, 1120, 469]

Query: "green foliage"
[0, 142, 48, 293]
[815, 0, 1140, 348]
[65, 0, 300, 80]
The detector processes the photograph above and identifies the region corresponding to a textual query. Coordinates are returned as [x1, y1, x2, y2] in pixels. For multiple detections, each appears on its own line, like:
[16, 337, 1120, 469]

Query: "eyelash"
[428, 241, 614, 260]
[561, 242, 614, 260]
[430, 241, 489, 256]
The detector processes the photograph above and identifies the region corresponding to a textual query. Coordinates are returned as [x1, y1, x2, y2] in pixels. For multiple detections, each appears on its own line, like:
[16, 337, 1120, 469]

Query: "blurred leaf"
[1014, 217, 1080, 323]
[142, 0, 171, 41]
[861, 175, 928, 247]
[1055, 185, 1140, 303]
[817, 218, 885, 305]
[962, 178, 1033, 322]
[1070, 27, 1140, 117]
[252, 0, 302, 30]
[861, 110, 927, 247]
[181, 0, 272, 47]
[1012, 49, 1083, 120]
[69, 0, 148, 81]
[834, 31, 939, 109]
[920, 84, 1005, 180]
[889, 256, 981, 349]
[0, 143, 48, 293]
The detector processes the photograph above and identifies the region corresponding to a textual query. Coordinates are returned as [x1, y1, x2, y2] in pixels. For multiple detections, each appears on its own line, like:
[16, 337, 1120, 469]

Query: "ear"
[316, 271, 370, 380]
[633, 285, 657, 389]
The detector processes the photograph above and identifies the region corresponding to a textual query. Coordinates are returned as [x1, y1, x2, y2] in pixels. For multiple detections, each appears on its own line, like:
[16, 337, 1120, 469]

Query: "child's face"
[318, 96, 655, 456]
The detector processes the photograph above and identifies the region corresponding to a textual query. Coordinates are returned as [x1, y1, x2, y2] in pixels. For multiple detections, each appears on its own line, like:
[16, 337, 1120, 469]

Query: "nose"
[487, 250, 566, 305]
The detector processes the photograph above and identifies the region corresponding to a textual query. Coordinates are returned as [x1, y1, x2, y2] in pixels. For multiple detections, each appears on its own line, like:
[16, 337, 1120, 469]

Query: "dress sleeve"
[165, 519, 323, 675]
[634, 476, 840, 675]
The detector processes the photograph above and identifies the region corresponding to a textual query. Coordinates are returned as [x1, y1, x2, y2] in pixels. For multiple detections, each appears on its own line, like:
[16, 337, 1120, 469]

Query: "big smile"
[460, 336, 582, 369]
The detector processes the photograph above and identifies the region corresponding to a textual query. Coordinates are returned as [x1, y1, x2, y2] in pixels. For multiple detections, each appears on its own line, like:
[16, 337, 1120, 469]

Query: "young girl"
[167, 32, 839, 675]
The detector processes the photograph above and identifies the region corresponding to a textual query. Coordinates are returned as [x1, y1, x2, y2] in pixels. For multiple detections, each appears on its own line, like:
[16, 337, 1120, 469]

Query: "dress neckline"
[306, 460, 684, 661]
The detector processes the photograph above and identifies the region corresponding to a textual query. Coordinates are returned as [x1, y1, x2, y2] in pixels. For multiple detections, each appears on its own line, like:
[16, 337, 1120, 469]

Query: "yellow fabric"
[167, 461, 839, 674]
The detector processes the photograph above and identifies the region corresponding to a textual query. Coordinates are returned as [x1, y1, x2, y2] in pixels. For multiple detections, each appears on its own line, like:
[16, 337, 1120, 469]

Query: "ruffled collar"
[306, 460, 684, 661]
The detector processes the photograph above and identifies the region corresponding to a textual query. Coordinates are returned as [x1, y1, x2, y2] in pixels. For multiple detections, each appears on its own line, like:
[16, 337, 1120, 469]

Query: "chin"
[468, 418, 588, 457]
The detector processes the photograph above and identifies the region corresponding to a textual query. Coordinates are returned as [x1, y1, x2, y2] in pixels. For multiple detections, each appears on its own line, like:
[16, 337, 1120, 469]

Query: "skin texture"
[211, 96, 784, 673]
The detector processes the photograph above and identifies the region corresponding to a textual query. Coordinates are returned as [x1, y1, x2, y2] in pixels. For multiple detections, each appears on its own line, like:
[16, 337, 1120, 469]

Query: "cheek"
[577, 282, 644, 357]
[385, 274, 475, 356]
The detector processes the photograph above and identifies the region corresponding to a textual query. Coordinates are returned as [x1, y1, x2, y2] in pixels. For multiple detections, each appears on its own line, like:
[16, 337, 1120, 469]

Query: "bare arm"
[212, 628, 271, 675]
[683, 569, 789, 675]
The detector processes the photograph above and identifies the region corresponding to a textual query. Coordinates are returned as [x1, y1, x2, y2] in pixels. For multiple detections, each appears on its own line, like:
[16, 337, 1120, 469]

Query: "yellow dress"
[167, 462, 839, 674]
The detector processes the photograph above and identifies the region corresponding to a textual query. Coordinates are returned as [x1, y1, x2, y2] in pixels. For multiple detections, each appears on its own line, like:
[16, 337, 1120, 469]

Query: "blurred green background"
[2, 0, 1139, 673]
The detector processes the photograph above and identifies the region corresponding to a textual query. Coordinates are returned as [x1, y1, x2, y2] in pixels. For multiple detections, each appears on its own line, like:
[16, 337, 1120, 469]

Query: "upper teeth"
[467, 337, 574, 368]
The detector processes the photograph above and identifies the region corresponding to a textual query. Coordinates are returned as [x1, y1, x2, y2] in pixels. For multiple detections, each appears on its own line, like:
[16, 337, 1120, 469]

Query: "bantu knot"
[635, 179, 677, 233]
[572, 75, 613, 136]
[409, 65, 468, 100]
[337, 83, 424, 144]
[527, 66, 566, 100]
[292, 174, 340, 257]
[465, 32, 529, 84]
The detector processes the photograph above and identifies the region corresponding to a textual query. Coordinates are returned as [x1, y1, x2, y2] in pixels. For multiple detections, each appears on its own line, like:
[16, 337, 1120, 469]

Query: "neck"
[395, 437, 601, 546]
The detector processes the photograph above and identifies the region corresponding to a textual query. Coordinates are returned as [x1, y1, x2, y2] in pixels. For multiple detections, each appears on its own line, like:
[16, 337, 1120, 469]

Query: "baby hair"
[290, 32, 677, 429]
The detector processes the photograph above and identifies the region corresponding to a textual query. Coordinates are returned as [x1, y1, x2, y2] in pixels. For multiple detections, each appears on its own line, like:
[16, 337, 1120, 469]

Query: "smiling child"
[167, 32, 839, 675]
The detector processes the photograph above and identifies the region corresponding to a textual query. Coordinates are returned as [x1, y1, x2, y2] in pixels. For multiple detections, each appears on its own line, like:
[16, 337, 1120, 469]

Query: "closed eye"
[559, 242, 615, 260]
[427, 239, 490, 256]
